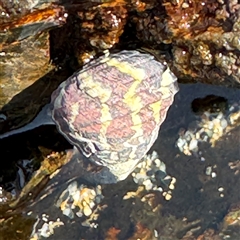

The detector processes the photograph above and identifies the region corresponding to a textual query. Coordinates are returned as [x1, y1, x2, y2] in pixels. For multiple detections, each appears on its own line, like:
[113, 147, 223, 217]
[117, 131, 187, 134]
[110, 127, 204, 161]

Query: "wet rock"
[127, 0, 240, 87]
[0, 3, 68, 133]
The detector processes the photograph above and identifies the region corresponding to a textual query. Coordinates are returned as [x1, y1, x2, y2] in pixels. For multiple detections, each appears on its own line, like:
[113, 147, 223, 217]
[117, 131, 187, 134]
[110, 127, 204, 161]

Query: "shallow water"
[0, 83, 239, 240]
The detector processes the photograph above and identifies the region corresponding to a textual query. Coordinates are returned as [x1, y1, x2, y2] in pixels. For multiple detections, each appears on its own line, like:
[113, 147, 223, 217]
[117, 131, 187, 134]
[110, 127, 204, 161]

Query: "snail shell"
[51, 50, 178, 180]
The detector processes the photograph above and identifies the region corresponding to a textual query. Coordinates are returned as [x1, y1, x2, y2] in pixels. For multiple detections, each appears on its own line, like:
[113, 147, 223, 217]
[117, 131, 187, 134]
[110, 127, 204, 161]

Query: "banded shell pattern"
[51, 50, 178, 179]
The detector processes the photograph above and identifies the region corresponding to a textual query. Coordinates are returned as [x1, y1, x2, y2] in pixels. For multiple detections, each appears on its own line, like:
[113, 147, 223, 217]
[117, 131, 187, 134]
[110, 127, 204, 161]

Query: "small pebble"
[220, 118, 228, 129]
[188, 138, 198, 151]
[218, 187, 224, 192]
[205, 166, 212, 176]
[163, 191, 172, 201]
[83, 204, 92, 217]
[211, 172, 217, 178]
[154, 159, 161, 168]
[62, 208, 74, 219]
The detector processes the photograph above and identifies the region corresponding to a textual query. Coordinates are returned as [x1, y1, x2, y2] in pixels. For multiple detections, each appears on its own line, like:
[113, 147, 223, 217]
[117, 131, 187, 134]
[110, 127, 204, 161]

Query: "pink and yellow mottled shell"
[51, 50, 178, 171]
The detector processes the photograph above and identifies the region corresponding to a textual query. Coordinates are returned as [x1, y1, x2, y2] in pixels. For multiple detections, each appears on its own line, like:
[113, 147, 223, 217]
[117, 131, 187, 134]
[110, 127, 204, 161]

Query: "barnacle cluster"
[77, 1, 128, 50]
[167, 0, 240, 85]
[129, 0, 240, 86]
